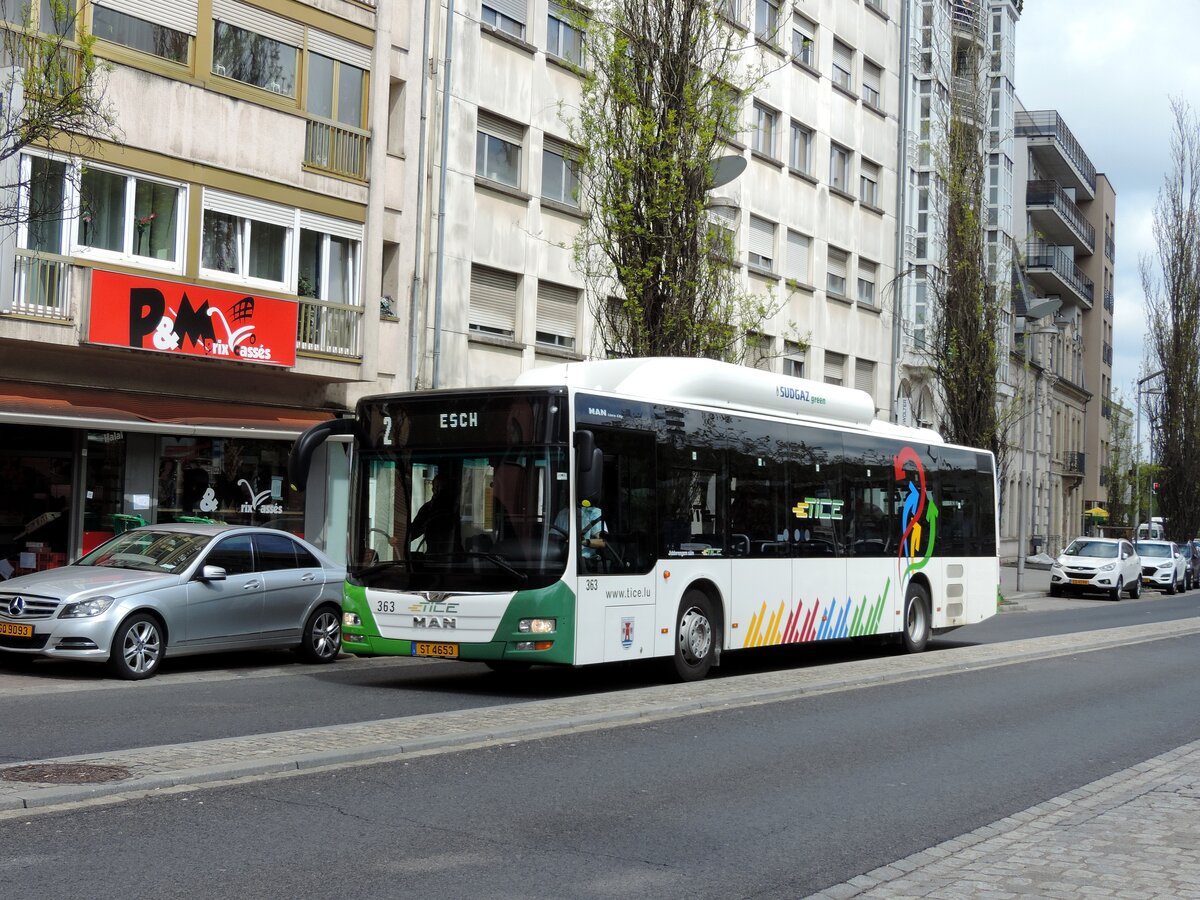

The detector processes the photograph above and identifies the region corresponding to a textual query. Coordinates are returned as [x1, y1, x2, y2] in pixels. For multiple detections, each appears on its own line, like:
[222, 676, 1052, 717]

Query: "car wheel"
[299, 605, 342, 663]
[671, 590, 717, 681]
[1129, 577, 1141, 599]
[1166, 577, 1177, 595]
[902, 582, 932, 653]
[1109, 577, 1123, 602]
[108, 613, 164, 680]
[1049, 584, 1063, 598]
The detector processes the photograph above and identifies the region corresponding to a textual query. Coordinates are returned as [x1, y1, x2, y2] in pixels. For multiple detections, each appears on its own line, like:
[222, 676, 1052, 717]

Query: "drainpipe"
[431, 0, 456, 389]
[408, 0, 437, 390]
[890, 0, 912, 423]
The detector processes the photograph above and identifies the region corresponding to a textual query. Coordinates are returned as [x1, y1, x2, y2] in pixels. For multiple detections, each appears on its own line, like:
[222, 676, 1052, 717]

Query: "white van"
[1136, 519, 1165, 541]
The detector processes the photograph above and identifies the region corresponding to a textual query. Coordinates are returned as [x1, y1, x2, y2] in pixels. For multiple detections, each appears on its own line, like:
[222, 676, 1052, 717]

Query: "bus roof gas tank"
[515, 357, 877, 428]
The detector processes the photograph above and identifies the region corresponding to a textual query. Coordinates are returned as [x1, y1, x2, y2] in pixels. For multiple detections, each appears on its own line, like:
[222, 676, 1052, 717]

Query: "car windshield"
[1063, 540, 1118, 558]
[1138, 542, 1171, 558]
[77, 530, 213, 573]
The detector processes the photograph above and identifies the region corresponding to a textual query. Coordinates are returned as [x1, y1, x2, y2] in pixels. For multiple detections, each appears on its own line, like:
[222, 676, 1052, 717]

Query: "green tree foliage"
[1141, 99, 1200, 542]
[0, 0, 119, 226]
[1099, 398, 1134, 528]
[570, 0, 779, 361]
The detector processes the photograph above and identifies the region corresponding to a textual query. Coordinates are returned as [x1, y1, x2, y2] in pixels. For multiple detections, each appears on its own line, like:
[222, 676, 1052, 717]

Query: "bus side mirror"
[574, 430, 603, 504]
[289, 417, 359, 490]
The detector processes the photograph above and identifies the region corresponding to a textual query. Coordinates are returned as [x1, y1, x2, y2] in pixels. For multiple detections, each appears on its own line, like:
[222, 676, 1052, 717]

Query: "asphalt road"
[1, 630, 1198, 898]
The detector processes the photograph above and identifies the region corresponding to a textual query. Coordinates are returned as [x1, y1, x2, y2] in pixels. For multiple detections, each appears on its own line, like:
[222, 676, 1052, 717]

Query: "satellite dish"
[710, 154, 747, 189]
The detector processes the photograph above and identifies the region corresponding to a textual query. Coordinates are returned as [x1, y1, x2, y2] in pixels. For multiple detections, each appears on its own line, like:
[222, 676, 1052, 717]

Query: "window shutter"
[786, 231, 810, 280]
[824, 351, 845, 384]
[864, 61, 881, 93]
[212, 0, 304, 45]
[536, 282, 578, 341]
[478, 111, 523, 144]
[204, 188, 295, 228]
[827, 248, 847, 282]
[855, 359, 875, 394]
[487, 0, 528, 25]
[298, 210, 364, 242]
[97, 0, 198, 35]
[308, 30, 371, 71]
[470, 266, 519, 334]
[749, 216, 774, 258]
[834, 41, 852, 72]
[543, 135, 576, 160]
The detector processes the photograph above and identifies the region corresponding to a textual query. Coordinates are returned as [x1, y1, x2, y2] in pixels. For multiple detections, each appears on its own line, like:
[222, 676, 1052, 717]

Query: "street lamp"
[1135, 369, 1164, 536]
[1015, 297, 1061, 592]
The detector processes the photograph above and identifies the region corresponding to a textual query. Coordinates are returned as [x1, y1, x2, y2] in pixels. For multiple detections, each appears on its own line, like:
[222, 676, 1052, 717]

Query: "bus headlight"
[343, 612, 362, 627]
[518, 618, 556, 634]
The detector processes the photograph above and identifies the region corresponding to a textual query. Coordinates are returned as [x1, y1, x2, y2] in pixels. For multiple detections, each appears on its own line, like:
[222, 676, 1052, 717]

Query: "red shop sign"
[87, 270, 298, 368]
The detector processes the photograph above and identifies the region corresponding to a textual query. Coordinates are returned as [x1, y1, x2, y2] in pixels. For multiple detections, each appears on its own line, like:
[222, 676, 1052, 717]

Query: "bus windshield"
[348, 391, 570, 592]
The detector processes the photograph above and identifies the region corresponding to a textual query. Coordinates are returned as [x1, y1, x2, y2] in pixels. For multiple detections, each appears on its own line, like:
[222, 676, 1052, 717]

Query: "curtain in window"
[78, 168, 126, 252]
[134, 180, 179, 261]
[27, 157, 67, 254]
[248, 220, 286, 281]
[202, 210, 241, 273]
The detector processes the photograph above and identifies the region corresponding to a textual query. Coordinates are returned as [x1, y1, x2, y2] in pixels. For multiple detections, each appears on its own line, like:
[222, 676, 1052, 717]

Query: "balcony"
[1055, 450, 1085, 479]
[951, 0, 986, 43]
[1015, 110, 1097, 201]
[1105, 232, 1115, 260]
[1025, 180, 1095, 255]
[1103, 288, 1114, 313]
[1024, 240, 1094, 308]
[297, 297, 363, 358]
[7, 250, 72, 320]
[304, 117, 370, 182]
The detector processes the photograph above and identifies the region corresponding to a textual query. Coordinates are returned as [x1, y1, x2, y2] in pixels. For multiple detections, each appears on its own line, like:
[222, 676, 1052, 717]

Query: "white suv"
[1050, 537, 1141, 600]
[1136, 540, 1187, 594]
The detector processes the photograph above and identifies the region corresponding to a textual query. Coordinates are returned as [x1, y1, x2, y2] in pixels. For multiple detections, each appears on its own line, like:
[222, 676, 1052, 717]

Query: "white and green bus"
[289, 358, 999, 680]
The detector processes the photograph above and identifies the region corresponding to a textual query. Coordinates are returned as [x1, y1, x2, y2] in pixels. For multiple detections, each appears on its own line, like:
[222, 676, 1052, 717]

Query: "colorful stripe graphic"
[740, 580, 890, 648]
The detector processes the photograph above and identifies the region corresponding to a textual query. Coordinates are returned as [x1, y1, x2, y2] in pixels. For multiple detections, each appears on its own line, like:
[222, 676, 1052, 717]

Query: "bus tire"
[901, 583, 931, 654]
[671, 590, 717, 682]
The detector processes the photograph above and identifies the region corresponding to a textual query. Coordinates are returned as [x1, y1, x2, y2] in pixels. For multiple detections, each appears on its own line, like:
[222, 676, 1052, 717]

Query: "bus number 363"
[375, 600, 397, 613]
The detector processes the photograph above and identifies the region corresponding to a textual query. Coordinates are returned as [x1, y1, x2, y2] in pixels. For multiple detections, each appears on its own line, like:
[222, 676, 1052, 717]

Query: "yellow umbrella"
[1084, 506, 1109, 518]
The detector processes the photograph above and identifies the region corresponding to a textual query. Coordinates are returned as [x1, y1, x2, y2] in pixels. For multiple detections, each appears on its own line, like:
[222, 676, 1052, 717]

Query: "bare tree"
[0, 1, 119, 227]
[1141, 98, 1200, 541]
[570, 0, 785, 362]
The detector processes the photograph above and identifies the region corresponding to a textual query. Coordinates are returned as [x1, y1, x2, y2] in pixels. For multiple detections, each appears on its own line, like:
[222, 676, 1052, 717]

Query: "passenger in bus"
[409, 473, 460, 554]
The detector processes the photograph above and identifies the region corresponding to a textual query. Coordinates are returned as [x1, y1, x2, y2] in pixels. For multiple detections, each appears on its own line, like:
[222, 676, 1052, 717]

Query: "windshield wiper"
[465, 551, 528, 582]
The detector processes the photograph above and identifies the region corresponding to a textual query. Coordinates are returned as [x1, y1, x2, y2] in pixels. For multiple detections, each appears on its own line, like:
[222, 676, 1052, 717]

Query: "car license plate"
[0, 622, 33, 638]
[413, 642, 458, 659]
[1069, 579, 1090, 585]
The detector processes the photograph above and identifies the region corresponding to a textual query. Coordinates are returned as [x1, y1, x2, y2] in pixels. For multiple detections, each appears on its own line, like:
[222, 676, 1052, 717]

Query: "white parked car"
[1136, 540, 1187, 594]
[1049, 537, 1141, 600]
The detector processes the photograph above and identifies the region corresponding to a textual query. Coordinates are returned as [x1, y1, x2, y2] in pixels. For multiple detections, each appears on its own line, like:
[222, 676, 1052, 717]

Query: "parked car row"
[0, 525, 346, 680]
[1049, 536, 1200, 600]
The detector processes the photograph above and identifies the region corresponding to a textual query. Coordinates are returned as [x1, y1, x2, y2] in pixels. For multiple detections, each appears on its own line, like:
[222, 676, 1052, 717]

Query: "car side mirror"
[199, 565, 227, 581]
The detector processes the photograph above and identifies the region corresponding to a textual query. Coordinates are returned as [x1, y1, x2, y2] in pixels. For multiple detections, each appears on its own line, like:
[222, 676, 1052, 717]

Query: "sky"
[1013, 0, 1200, 410]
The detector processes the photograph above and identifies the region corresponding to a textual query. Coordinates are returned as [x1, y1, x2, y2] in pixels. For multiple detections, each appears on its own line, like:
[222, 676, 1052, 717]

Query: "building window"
[469, 265, 519, 339]
[297, 216, 364, 354]
[748, 333, 772, 371]
[307, 53, 366, 127]
[784, 340, 805, 378]
[857, 260, 877, 306]
[755, 0, 779, 42]
[792, 15, 816, 67]
[482, 0, 526, 39]
[2, 0, 74, 35]
[859, 159, 879, 207]
[855, 358, 876, 398]
[77, 167, 184, 264]
[786, 229, 810, 283]
[535, 281, 578, 349]
[748, 215, 776, 271]
[826, 246, 848, 298]
[824, 350, 846, 386]
[707, 203, 738, 259]
[789, 120, 812, 174]
[542, 136, 581, 207]
[752, 102, 777, 157]
[212, 20, 298, 97]
[832, 39, 853, 92]
[476, 111, 524, 189]
[829, 143, 851, 193]
[547, 2, 584, 66]
[720, 0, 741, 24]
[200, 191, 293, 288]
[862, 59, 882, 109]
[92, 5, 191, 63]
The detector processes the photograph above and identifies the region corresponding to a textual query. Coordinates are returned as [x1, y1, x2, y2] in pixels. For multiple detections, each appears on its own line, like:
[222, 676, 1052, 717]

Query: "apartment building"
[0, 0, 414, 574]
[1008, 104, 1115, 557]
[411, 0, 901, 410]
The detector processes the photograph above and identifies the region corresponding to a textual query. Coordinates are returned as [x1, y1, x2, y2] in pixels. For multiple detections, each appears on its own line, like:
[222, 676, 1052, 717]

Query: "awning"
[0, 380, 345, 440]
[1084, 506, 1109, 518]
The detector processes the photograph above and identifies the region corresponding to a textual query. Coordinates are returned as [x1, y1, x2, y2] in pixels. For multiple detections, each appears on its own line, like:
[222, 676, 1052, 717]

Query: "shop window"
[0, 426, 74, 576]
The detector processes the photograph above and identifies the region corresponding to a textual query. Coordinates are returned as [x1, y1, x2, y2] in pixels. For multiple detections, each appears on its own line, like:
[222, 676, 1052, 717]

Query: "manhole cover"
[1, 763, 131, 784]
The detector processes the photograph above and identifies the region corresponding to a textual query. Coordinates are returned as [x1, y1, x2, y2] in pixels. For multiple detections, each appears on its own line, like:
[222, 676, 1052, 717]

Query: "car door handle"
[301, 573, 316, 582]
[243, 581, 260, 590]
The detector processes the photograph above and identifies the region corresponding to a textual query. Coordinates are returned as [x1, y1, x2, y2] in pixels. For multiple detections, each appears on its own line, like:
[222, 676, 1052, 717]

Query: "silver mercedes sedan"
[0, 525, 345, 679]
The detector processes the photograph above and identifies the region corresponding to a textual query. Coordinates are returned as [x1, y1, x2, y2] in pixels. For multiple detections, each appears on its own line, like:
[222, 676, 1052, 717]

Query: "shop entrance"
[0, 426, 75, 577]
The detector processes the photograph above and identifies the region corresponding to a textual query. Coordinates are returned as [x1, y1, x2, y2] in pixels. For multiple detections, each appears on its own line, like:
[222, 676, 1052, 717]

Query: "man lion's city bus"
[289, 358, 999, 680]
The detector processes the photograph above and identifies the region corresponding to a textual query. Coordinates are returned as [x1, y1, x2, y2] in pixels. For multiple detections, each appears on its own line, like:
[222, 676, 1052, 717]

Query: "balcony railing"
[1025, 179, 1096, 252]
[1103, 288, 1114, 313]
[297, 297, 363, 358]
[8, 249, 72, 320]
[1103, 341, 1113, 366]
[304, 117, 370, 181]
[1025, 240, 1095, 306]
[1015, 110, 1097, 197]
[951, 0, 985, 39]
[1105, 232, 1114, 260]
[1056, 451, 1085, 476]
[0, 26, 86, 100]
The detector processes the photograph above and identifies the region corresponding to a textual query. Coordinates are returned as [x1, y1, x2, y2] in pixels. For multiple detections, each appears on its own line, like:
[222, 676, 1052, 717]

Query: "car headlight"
[58, 596, 117, 618]
[1099, 563, 1115, 572]
[1157, 563, 1172, 572]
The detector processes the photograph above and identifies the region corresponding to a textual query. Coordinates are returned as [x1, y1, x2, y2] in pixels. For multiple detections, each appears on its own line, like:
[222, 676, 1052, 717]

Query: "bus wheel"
[672, 591, 716, 681]
[902, 583, 931, 654]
